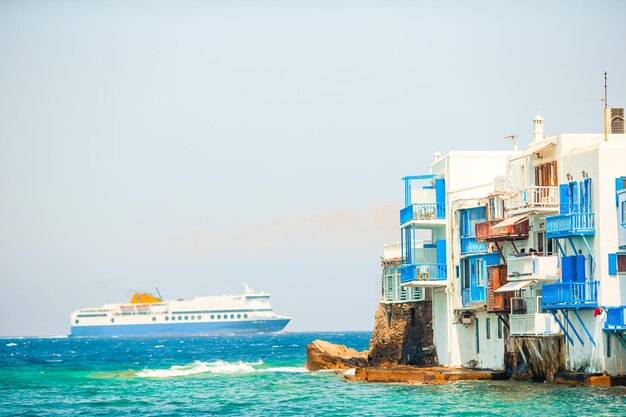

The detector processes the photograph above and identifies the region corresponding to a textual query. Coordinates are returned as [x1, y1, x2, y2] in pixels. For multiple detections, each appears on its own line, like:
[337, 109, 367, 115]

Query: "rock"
[305, 340, 369, 371]
[368, 301, 438, 367]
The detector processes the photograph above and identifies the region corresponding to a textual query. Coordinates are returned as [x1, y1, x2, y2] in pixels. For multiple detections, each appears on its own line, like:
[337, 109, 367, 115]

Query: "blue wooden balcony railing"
[400, 203, 446, 225]
[541, 281, 599, 309]
[605, 306, 626, 331]
[471, 285, 486, 303]
[399, 263, 447, 283]
[462, 286, 486, 306]
[462, 289, 470, 306]
[460, 237, 487, 255]
[546, 212, 595, 238]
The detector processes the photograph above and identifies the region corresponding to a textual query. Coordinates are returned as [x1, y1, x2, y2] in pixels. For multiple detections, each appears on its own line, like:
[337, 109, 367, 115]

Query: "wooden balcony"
[486, 265, 525, 313]
[475, 219, 529, 242]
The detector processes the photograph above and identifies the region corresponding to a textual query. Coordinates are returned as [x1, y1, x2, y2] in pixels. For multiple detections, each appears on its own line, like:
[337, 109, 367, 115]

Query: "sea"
[1, 331, 625, 416]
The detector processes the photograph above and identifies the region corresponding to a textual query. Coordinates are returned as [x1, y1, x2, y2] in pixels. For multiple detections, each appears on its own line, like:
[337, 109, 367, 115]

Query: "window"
[244, 314, 248, 319]
[211, 315, 215, 319]
[475, 318, 480, 354]
[217, 315, 221, 319]
[622, 201, 626, 224]
[230, 314, 234, 319]
[152, 317, 156, 322]
[165, 316, 169, 321]
[498, 317, 503, 339]
[535, 161, 558, 187]
[619, 254, 626, 274]
[111, 318, 115, 323]
[198, 315, 202, 320]
[237, 314, 241, 319]
[75, 319, 79, 324]
[184, 316, 188, 320]
[178, 316, 182, 320]
[486, 318, 491, 339]
[191, 315, 195, 320]
[171, 316, 175, 321]
[476, 259, 484, 286]
[610, 253, 626, 275]
[462, 259, 470, 290]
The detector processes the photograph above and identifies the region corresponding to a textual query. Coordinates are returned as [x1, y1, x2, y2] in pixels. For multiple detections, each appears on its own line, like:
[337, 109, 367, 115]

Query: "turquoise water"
[1, 332, 625, 416]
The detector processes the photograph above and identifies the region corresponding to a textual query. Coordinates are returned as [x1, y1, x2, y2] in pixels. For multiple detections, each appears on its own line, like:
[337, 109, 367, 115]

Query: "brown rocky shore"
[305, 301, 624, 386]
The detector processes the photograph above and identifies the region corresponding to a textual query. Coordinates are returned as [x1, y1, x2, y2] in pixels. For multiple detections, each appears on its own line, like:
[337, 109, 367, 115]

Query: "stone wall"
[367, 300, 438, 366]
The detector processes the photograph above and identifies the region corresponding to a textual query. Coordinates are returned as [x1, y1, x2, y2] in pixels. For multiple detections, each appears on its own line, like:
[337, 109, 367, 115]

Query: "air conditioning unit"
[609, 108, 625, 134]
[460, 312, 474, 325]
[461, 316, 473, 325]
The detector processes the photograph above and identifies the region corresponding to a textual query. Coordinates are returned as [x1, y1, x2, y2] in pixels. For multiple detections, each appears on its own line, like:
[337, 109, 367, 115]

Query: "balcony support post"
[615, 332, 626, 351]
[556, 239, 566, 257]
[494, 241, 506, 264]
[549, 310, 575, 346]
[561, 309, 585, 346]
[567, 237, 577, 256]
[573, 309, 596, 348]
[581, 235, 595, 278]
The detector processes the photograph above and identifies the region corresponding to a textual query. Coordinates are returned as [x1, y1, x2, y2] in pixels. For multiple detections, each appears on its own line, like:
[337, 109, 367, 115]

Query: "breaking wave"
[131, 360, 308, 378]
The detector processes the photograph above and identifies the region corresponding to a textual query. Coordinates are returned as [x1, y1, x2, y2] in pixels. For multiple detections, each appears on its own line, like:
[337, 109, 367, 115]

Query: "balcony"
[505, 186, 559, 214]
[541, 281, 599, 309]
[475, 219, 529, 242]
[400, 203, 446, 226]
[604, 306, 626, 331]
[399, 263, 447, 287]
[507, 255, 558, 281]
[510, 313, 561, 336]
[546, 212, 595, 239]
[462, 286, 486, 306]
[510, 296, 561, 336]
[461, 237, 487, 255]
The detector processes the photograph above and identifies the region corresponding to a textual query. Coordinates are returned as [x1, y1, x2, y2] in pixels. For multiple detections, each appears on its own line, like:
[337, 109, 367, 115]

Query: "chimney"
[532, 113, 544, 143]
[433, 151, 441, 162]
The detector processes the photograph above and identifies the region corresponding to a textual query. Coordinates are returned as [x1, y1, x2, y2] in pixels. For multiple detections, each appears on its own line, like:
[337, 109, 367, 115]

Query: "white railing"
[505, 186, 559, 212]
[510, 313, 561, 336]
[510, 295, 561, 336]
[507, 254, 558, 281]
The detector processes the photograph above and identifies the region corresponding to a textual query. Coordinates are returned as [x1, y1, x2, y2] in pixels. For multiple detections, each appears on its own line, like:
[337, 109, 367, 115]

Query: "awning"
[494, 280, 536, 293]
[492, 213, 530, 229]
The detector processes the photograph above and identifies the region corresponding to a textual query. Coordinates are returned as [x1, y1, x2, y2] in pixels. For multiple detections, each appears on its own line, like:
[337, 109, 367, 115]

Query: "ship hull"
[70, 318, 290, 337]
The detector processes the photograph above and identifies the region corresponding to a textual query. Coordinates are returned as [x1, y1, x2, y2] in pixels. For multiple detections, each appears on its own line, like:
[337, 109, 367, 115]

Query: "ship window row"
[76, 313, 250, 325]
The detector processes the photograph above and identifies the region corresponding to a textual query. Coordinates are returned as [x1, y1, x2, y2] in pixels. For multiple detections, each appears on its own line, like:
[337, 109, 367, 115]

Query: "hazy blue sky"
[1, 0, 625, 336]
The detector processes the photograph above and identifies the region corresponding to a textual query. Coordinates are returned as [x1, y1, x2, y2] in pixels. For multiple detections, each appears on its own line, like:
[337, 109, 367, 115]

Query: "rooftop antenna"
[504, 134, 518, 152]
[603, 71, 608, 141]
[155, 287, 163, 301]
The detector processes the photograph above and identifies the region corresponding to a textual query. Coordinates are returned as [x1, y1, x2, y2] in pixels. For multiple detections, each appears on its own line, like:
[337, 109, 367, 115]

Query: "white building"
[390, 111, 626, 376]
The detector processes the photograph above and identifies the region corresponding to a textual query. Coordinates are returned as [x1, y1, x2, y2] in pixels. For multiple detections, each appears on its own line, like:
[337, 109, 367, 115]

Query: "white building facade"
[390, 112, 626, 375]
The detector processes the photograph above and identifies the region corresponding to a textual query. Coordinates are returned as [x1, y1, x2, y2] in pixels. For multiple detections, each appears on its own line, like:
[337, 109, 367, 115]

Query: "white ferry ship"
[70, 286, 291, 337]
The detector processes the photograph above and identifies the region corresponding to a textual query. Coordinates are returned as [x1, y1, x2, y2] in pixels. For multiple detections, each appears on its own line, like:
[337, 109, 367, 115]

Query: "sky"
[1, 0, 626, 336]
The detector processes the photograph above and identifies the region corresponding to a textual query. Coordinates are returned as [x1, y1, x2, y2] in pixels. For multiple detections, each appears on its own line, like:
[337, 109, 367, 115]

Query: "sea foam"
[133, 360, 307, 378]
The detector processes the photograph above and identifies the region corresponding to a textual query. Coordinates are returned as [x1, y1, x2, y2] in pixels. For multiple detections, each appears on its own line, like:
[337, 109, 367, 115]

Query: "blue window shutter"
[436, 239, 447, 265]
[583, 178, 592, 213]
[609, 253, 617, 275]
[570, 181, 579, 213]
[559, 184, 569, 215]
[435, 178, 446, 217]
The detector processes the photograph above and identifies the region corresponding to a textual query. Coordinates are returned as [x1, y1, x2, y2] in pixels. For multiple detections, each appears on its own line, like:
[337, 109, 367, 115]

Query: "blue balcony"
[541, 281, 599, 309]
[462, 286, 486, 306]
[399, 263, 447, 285]
[546, 212, 595, 239]
[400, 203, 445, 225]
[461, 237, 487, 255]
[604, 306, 626, 331]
